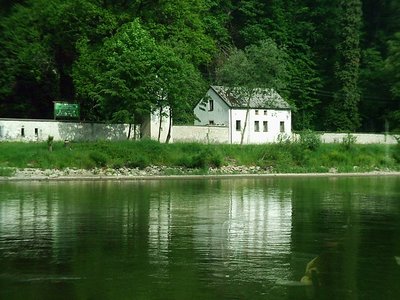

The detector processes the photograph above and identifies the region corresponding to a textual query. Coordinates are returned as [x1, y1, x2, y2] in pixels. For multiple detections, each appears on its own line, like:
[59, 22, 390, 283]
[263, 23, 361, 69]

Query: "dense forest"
[0, 0, 399, 132]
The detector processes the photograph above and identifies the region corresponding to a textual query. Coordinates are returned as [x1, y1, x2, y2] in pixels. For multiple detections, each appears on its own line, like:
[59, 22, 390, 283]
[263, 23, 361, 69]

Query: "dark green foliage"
[125, 157, 149, 170]
[89, 151, 108, 167]
[325, 0, 362, 131]
[0, 0, 399, 132]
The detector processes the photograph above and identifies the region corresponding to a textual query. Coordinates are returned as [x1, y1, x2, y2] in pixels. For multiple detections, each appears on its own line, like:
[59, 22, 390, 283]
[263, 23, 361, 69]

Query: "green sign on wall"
[54, 102, 80, 119]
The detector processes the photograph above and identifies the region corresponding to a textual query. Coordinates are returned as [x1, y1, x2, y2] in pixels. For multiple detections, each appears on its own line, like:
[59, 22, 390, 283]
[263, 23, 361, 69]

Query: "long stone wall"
[1, 118, 398, 144]
[320, 133, 398, 144]
[172, 125, 229, 143]
[0, 118, 130, 141]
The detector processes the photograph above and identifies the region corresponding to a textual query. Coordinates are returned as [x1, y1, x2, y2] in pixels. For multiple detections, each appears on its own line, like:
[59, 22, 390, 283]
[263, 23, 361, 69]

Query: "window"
[263, 121, 268, 132]
[264, 110, 267, 115]
[255, 110, 259, 115]
[236, 120, 241, 131]
[209, 99, 214, 111]
[209, 120, 214, 125]
[34, 128, 39, 137]
[21, 127, 25, 137]
[280, 121, 285, 133]
[254, 121, 260, 132]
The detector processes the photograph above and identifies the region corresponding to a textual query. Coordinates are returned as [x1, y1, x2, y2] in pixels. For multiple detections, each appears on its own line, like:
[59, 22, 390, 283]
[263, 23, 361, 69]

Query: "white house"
[194, 86, 292, 144]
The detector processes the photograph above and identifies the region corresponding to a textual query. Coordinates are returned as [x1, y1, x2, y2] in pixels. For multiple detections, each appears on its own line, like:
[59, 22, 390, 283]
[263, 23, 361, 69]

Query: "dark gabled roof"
[210, 85, 290, 110]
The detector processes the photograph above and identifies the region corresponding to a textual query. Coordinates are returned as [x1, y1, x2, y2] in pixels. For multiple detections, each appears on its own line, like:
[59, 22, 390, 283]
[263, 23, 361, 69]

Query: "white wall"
[320, 133, 398, 144]
[173, 125, 229, 143]
[194, 88, 230, 126]
[229, 109, 292, 144]
[0, 118, 130, 141]
[141, 108, 172, 142]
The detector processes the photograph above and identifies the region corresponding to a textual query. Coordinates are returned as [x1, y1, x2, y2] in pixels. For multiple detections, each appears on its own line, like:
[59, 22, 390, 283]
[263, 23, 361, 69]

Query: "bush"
[176, 147, 222, 169]
[125, 157, 149, 169]
[341, 133, 357, 150]
[89, 151, 108, 167]
[0, 167, 15, 177]
[299, 130, 321, 151]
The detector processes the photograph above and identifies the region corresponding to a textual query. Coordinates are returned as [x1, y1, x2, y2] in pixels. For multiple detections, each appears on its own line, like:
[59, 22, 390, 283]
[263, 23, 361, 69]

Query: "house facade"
[194, 86, 292, 144]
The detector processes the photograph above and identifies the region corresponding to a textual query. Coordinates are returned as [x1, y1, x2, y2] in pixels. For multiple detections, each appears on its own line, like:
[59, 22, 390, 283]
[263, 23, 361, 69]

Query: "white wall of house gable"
[229, 109, 292, 144]
[194, 88, 229, 126]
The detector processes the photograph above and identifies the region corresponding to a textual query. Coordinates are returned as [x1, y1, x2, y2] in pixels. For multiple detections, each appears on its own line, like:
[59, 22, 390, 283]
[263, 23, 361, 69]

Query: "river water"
[0, 176, 399, 300]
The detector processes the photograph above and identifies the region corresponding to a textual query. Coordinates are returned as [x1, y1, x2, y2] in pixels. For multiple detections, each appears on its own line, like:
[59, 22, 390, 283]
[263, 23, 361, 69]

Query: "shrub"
[176, 147, 222, 169]
[299, 130, 321, 151]
[125, 157, 149, 169]
[326, 150, 349, 165]
[0, 167, 15, 177]
[341, 133, 357, 150]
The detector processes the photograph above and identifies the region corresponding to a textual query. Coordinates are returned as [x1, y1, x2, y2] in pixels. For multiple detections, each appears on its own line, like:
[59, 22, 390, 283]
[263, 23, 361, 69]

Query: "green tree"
[325, 0, 362, 131]
[385, 32, 400, 131]
[222, 0, 321, 130]
[0, 0, 118, 118]
[74, 20, 159, 138]
[216, 39, 290, 144]
[139, 0, 216, 67]
[150, 45, 205, 142]
[0, 1, 57, 118]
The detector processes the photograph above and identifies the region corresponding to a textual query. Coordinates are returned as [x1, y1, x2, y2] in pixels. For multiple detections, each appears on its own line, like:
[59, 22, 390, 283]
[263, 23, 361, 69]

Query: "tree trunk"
[127, 123, 132, 140]
[240, 107, 250, 145]
[157, 106, 163, 142]
[166, 107, 172, 144]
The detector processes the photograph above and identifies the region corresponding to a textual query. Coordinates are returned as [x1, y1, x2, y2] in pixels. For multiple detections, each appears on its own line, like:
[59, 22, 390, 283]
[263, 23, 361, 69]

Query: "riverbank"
[1, 140, 399, 180]
[1, 166, 400, 181]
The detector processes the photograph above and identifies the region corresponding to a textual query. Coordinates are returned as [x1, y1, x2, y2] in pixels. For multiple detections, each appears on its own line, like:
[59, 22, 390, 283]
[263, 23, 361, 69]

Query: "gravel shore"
[1, 166, 400, 181]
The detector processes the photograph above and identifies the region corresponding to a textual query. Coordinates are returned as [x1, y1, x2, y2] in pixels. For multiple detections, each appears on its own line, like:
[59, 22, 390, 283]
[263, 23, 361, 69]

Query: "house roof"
[210, 85, 290, 110]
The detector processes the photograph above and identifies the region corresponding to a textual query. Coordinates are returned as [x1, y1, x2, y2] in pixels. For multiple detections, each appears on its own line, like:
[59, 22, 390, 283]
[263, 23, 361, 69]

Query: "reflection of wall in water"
[148, 192, 172, 268]
[0, 188, 61, 260]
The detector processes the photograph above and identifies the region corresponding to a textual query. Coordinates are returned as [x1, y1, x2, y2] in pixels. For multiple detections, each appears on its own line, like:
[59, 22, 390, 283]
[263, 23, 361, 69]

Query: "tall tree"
[325, 0, 362, 131]
[148, 45, 205, 142]
[0, 1, 57, 118]
[73, 20, 159, 136]
[0, 0, 118, 118]
[225, 0, 321, 130]
[216, 39, 290, 144]
[385, 32, 400, 131]
[138, 0, 216, 67]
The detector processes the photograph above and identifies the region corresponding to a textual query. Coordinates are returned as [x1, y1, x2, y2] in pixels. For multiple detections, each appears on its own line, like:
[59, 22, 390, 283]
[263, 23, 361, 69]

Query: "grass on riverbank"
[1, 139, 399, 174]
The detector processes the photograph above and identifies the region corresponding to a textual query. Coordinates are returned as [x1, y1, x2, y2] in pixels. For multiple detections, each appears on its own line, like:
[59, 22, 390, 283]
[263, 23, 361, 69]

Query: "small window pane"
[209, 100, 214, 111]
[263, 121, 268, 132]
[254, 121, 259, 132]
[236, 120, 241, 131]
[255, 110, 259, 115]
[280, 121, 285, 132]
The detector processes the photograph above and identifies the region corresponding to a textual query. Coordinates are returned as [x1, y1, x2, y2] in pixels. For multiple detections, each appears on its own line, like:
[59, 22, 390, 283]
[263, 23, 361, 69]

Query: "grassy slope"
[1, 139, 399, 174]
